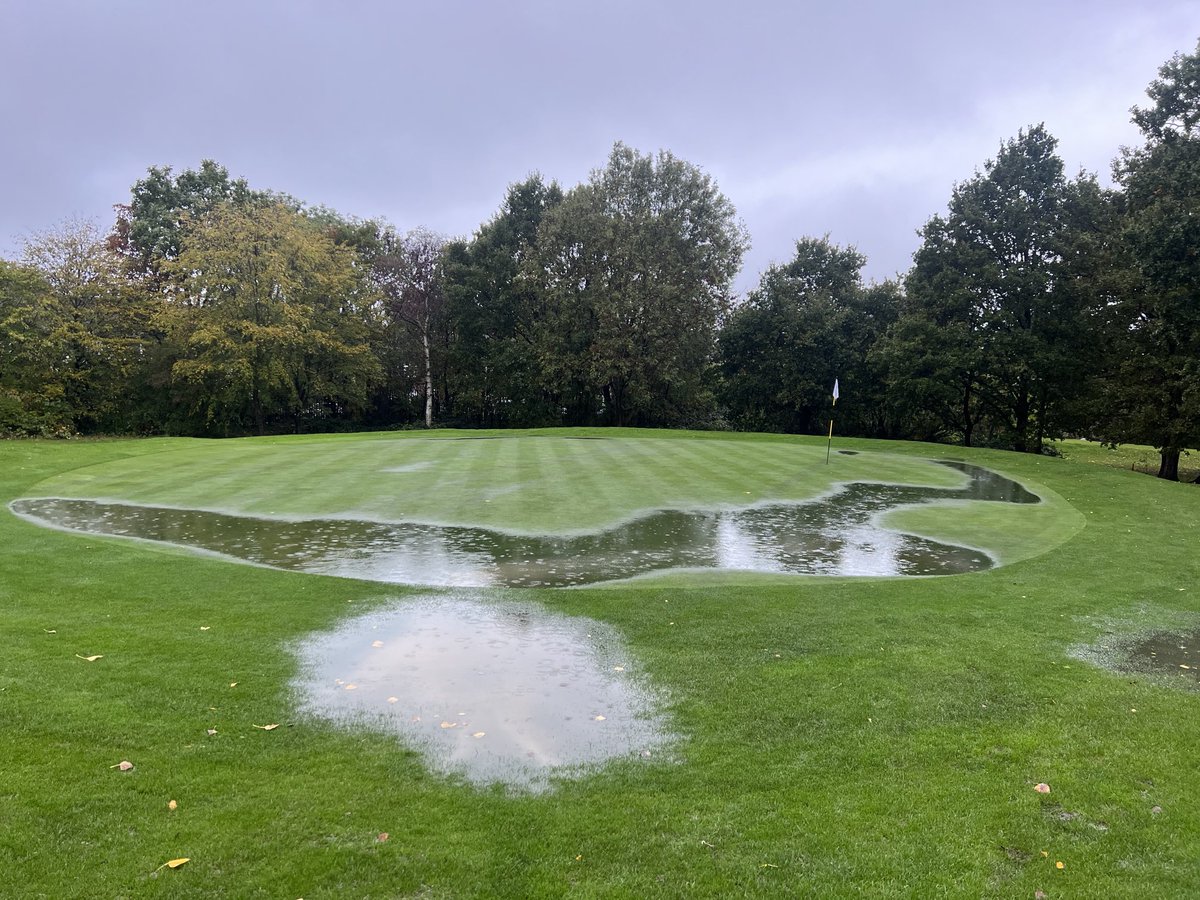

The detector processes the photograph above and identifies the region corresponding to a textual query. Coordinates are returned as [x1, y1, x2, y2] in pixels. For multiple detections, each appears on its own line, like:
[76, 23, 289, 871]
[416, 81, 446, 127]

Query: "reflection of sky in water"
[11, 461, 1038, 587]
[290, 593, 672, 789]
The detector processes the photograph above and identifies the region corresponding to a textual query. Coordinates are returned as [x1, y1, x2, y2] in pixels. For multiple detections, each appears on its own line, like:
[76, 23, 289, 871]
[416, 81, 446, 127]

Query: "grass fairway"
[2, 429, 1198, 897]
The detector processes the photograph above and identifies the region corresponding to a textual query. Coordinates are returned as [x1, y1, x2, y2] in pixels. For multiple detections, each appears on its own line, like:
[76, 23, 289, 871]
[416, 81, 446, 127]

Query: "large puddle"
[290, 593, 671, 790]
[10, 462, 1038, 586]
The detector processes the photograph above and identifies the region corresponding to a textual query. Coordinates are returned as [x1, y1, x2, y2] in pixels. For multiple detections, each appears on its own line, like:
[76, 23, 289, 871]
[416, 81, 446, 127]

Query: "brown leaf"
[1034, 783, 1051, 794]
[110, 760, 134, 771]
[376, 832, 389, 842]
[76, 654, 104, 662]
[253, 724, 279, 731]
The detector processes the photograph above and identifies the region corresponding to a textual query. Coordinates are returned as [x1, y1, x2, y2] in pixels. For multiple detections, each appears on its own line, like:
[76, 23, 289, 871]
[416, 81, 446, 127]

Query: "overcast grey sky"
[3, 1, 1198, 292]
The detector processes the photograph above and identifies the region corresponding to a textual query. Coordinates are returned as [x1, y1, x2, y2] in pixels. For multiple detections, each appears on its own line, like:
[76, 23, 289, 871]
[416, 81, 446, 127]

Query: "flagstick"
[826, 416, 834, 464]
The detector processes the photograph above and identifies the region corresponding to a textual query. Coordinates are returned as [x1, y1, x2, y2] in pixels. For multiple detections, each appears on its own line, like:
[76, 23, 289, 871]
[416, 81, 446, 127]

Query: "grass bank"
[1, 430, 1197, 897]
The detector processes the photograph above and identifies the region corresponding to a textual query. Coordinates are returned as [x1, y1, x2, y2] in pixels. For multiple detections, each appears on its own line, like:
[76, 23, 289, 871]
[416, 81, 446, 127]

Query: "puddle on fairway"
[290, 592, 672, 790]
[1115, 630, 1200, 685]
[11, 462, 1039, 586]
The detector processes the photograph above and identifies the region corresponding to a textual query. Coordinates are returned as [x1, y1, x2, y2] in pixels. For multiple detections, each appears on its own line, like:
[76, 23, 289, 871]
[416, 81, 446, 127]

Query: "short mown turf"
[1, 429, 1198, 898]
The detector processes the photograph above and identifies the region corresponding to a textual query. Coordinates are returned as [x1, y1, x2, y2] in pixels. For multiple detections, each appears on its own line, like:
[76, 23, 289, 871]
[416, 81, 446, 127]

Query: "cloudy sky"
[3, 1, 1198, 292]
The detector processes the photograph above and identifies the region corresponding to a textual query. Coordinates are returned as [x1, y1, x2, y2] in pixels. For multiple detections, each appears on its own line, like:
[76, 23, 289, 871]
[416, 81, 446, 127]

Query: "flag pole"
[826, 378, 839, 464]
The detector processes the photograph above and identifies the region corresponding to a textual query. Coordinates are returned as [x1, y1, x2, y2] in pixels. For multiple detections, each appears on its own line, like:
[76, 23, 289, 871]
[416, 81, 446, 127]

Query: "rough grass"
[1054, 438, 1200, 483]
[2, 429, 1198, 898]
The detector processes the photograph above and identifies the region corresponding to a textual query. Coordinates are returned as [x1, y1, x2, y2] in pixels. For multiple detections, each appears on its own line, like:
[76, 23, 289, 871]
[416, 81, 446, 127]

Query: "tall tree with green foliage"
[444, 176, 565, 426]
[116, 160, 264, 271]
[719, 237, 899, 435]
[526, 143, 748, 426]
[0, 261, 73, 434]
[371, 228, 450, 428]
[1104, 41, 1200, 480]
[159, 203, 380, 434]
[882, 125, 1096, 450]
[18, 219, 154, 433]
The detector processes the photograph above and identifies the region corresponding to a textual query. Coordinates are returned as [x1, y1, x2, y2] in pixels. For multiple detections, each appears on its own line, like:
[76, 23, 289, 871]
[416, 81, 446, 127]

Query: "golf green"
[1, 429, 1197, 898]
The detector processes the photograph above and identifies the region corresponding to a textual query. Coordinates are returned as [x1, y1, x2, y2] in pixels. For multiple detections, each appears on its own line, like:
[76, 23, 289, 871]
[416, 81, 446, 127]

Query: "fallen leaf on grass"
[154, 858, 190, 872]
[760, 863, 779, 869]
[1035, 891, 1047, 899]
[76, 654, 103, 662]
[612, 666, 625, 672]
[168, 800, 177, 811]
[253, 724, 279, 731]
[199, 626, 210, 631]
[44, 629, 56, 634]
[206, 729, 217, 736]
[110, 760, 134, 771]
[1056, 861, 1065, 870]
[1034, 783, 1051, 794]
[376, 832, 389, 842]
[229, 682, 238, 688]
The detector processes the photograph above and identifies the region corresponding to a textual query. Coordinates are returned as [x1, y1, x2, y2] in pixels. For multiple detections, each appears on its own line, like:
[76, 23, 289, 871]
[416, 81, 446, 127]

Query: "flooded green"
[11, 462, 1038, 586]
[290, 593, 672, 790]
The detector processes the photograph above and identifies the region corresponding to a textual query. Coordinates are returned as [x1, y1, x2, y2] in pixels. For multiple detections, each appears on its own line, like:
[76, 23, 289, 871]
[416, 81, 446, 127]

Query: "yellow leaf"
[1056, 861, 1064, 870]
[253, 723, 279, 731]
[592, 715, 606, 722]
[229, 682, 238, 688]
[199, 626, 210, 631]
[165, 857, 189, 869]
[344, 684, 357, 691]
[76, 654, 103, 662]
[44, 629, 57, 634]
[168, 800, 178, 811]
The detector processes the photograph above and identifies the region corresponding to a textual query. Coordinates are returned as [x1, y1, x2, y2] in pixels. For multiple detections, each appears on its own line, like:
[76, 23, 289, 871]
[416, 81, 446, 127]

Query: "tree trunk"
[1158, 448, 1180, 481]
[423, 329, 433, 428]
[961, 379, 974, 447]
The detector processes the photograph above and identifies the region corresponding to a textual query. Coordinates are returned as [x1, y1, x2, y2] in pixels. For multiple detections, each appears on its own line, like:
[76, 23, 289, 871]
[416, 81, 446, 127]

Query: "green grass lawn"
[2, 429, 1198, 897]
[1054, 439, 1200, 483]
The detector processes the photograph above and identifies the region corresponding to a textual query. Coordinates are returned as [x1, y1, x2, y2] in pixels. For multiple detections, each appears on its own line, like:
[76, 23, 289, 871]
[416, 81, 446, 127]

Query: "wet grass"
[1055, 439, 1200, 483]
[1, 430, 1199, 897]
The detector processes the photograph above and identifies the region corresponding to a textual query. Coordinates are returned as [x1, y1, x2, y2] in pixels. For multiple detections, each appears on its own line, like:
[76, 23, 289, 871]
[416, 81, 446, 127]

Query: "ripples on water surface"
[11, 462, 1038, 586]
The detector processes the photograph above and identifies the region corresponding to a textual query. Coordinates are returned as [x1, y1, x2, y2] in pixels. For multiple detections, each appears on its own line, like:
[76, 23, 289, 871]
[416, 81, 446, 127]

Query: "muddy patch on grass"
[290, 592, 673, 791]
[1070, 613, 1200, 688]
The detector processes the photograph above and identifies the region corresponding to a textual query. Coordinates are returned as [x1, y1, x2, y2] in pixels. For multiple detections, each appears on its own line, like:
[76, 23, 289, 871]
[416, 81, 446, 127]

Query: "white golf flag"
[832, 378, 840, 405]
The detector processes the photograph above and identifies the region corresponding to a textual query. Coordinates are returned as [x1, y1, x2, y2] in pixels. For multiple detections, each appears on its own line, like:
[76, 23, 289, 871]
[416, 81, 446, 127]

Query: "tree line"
[2, 42, 1198, 479]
